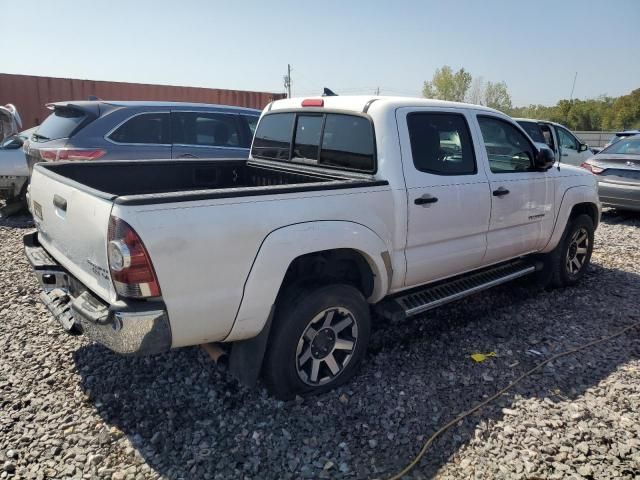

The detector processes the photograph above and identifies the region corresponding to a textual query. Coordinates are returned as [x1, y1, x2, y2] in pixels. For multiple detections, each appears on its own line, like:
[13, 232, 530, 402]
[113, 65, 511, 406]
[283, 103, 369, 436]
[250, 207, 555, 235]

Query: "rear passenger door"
[397, 108, 492, 287]
[171, 111, 250, 159]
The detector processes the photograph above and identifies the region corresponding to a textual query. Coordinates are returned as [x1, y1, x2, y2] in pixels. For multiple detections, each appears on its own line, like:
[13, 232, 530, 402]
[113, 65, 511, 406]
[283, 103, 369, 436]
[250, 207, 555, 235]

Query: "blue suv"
[25, 101, 261, 171]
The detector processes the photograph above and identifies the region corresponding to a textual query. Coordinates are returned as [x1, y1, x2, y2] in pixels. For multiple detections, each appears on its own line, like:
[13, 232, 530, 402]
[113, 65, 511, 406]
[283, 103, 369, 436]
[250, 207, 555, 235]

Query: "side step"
[377, 260, 539, 321]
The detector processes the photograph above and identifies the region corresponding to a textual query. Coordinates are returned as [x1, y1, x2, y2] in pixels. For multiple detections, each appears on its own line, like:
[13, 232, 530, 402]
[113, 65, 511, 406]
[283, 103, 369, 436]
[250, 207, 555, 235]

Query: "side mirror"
[533, 146, 555, 170]
[1, 136, 23, 150]
[578, 143, 589, 152]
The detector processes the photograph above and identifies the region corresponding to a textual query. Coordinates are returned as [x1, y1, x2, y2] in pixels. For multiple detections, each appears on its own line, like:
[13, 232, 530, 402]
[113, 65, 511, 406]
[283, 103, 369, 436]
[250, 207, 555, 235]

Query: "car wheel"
[262, 284, 371, 399]
[548, 214, 595, 288]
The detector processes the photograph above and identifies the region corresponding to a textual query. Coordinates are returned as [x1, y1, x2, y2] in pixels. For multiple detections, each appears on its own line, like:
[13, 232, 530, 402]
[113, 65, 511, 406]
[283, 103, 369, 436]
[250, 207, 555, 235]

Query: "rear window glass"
[252, 112, 375, 172]
[252, 113, 294, 160]
[35, 108, 87, 141]
[517, 121, 545, 143]
[109, 113, 170, 144]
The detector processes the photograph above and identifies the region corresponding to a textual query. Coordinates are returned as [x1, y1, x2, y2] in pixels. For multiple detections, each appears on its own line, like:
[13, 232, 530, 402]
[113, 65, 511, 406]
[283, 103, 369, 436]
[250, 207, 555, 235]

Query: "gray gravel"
[1, 210, 639, 480]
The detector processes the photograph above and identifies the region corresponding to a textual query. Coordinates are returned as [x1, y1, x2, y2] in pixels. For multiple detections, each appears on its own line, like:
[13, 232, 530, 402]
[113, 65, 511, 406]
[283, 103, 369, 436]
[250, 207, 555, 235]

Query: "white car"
[0, 127, 34, 204]
[0, 104, 22, 142]
[516, 118, 593, 167]
[24, 96, 600, 398]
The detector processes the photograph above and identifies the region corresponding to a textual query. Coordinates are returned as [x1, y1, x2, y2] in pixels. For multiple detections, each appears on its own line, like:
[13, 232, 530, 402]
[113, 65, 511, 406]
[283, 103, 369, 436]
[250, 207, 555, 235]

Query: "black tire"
[262, 284, 371, 399]
[545, 214, 595, 288]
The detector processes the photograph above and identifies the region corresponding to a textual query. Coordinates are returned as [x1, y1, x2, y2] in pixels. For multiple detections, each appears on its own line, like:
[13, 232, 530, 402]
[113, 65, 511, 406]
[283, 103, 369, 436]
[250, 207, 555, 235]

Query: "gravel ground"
[1, 210, 639, 480]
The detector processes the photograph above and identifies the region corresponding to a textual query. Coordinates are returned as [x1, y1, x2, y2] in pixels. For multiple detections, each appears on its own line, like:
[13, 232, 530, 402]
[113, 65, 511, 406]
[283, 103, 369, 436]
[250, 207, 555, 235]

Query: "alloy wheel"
[295, 307, 358, 386]
[566, 227, 589, 275]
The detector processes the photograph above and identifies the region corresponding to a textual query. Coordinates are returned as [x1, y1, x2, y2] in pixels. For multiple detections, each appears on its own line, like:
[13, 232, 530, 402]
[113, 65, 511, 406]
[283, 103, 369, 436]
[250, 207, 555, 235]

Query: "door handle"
[414, 195, 438, 205]
[492, 187, 510, 197]
[178, 153, 198, 159]
[53, 194, 67, 211]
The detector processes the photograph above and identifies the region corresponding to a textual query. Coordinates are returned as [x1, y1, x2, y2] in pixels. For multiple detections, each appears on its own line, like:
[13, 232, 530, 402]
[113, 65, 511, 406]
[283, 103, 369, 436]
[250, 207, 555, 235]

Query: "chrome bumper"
[24, 231, 172, 355]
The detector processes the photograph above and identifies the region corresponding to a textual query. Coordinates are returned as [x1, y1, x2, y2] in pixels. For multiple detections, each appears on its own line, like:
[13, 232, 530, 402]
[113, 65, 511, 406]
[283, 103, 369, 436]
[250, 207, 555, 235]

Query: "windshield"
[34, 107, 87, 141]
[600, 136, 640, 155]
[516, 121, 545, 143]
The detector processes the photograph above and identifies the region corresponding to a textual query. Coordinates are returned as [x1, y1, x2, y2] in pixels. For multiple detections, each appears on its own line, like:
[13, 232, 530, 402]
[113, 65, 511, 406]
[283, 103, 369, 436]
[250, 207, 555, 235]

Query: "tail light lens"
[580, 162, 604, 174]
[39, 148, 106, 161]
[107, 216, 161, 298]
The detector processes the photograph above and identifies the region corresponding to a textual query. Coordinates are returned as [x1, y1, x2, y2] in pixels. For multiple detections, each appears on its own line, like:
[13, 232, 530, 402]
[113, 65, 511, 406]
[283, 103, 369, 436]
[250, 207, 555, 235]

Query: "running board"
[377, 260, 539, 321]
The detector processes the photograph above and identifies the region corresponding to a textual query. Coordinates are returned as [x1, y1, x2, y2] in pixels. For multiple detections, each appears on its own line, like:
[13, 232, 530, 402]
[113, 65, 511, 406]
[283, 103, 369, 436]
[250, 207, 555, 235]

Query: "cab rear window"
[252, 112, 375, 172]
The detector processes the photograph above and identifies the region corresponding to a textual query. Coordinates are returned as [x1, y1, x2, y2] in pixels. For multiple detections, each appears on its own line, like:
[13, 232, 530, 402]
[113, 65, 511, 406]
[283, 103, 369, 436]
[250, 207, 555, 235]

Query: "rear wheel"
[546, 214, 595, 288]
[262, 284, 370, 399]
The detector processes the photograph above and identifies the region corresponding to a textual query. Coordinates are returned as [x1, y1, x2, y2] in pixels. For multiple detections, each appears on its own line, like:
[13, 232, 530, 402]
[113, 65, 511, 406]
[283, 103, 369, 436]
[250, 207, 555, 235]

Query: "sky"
[3, 0, 639, 106]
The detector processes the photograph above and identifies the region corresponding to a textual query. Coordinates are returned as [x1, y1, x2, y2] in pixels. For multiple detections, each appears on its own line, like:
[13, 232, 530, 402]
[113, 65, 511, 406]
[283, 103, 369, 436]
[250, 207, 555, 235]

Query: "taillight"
[580, 162, 604, 174]
[39, 148, 106, 161]
[107, 216, 161, 298]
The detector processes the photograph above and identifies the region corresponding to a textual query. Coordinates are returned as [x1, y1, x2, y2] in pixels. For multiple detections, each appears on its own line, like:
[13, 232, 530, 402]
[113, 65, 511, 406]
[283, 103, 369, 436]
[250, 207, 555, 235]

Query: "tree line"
[423, 65, 640, 131]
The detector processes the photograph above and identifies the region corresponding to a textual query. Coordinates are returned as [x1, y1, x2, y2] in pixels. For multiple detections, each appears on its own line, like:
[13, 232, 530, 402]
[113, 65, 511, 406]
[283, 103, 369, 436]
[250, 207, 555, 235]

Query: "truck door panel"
[397, 108, 491, 287]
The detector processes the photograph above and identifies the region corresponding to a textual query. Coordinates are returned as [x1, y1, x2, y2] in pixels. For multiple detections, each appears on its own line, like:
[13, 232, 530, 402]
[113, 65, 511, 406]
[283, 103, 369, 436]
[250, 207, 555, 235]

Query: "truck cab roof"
[270, 95, 505, 116]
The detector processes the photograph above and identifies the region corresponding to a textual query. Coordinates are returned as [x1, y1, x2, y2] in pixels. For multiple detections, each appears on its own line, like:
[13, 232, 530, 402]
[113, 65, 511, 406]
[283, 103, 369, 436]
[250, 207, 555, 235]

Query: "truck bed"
[36, 159, 385, 205]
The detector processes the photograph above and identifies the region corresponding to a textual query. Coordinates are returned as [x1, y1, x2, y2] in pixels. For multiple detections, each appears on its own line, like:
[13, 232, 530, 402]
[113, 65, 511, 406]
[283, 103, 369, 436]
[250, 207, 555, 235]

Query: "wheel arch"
[224, 220, 391, 343]
[540, 186, 601, 253]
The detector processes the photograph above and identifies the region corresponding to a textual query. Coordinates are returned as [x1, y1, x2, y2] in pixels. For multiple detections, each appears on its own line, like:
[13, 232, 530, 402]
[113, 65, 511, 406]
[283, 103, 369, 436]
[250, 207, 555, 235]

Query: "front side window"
[109, 112, 170, 144]
[558, 127, 578, 151]
[243, 115, 259, 136]
[478, 116, 535, 173]
[172, 112, 241, 147]
[251, 112, 375, 172]
[407, 112, 476, 175]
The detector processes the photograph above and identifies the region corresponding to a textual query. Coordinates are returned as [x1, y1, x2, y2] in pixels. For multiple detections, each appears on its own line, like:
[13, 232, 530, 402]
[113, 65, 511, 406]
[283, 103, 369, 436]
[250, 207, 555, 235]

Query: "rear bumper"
[598, 181, 640, 211]
[23, 231, 172, 355]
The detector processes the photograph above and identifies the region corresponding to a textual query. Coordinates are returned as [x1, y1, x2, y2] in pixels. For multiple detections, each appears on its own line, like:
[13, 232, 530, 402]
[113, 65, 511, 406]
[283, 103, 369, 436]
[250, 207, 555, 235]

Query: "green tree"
[422, 66, 472, 102]
[483, 81, 512, 112]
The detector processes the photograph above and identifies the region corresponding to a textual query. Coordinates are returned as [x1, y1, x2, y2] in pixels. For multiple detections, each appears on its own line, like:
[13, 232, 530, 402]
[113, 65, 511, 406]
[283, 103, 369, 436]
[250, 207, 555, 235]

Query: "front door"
[171, 111, 249, 159]
[474, 115, 555, 265]
[397, 107, 491, 287]
[557, 125, 591, 166]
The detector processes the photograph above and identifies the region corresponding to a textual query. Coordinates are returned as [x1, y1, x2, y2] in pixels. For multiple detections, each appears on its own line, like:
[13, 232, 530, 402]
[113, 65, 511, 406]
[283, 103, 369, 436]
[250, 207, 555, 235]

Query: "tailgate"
[29, 165, 116, 303]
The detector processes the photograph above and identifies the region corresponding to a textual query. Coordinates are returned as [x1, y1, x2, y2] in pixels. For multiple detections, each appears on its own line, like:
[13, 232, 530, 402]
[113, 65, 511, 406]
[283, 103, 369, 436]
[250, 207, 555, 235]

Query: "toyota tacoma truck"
[24, 96, 600, 399]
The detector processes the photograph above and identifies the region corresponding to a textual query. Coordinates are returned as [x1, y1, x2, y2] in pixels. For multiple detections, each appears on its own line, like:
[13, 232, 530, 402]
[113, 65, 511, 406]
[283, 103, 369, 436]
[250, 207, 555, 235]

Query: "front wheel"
[546, 214, 595, 288]
[262, 284, 371, 399]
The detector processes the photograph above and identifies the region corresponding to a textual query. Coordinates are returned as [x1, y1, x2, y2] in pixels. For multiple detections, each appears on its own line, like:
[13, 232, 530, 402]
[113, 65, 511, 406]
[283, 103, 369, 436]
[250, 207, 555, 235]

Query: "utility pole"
[566, 71, 578, 123]
[283, 64, 292, 98]
[375, 87, 380, 96]
[569, 72, 578, 102]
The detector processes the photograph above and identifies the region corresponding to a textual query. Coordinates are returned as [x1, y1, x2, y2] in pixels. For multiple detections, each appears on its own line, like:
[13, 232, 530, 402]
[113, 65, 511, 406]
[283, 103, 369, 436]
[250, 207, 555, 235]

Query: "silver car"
[582, 134, 640, 212]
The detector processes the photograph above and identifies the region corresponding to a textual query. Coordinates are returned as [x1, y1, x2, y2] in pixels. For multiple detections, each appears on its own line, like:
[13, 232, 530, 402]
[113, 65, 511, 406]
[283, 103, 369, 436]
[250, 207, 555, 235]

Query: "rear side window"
[109, 113, 170, 144]
[172, 112, 241, 147]
[252, 112, 375, 172]
[35, 107, 87, 141]
[407, 112, 476, 175]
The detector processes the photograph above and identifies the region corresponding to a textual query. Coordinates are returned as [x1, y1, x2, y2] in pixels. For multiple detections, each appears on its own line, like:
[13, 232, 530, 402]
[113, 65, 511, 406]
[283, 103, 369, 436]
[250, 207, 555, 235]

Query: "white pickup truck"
[24, 96, 600, 398]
